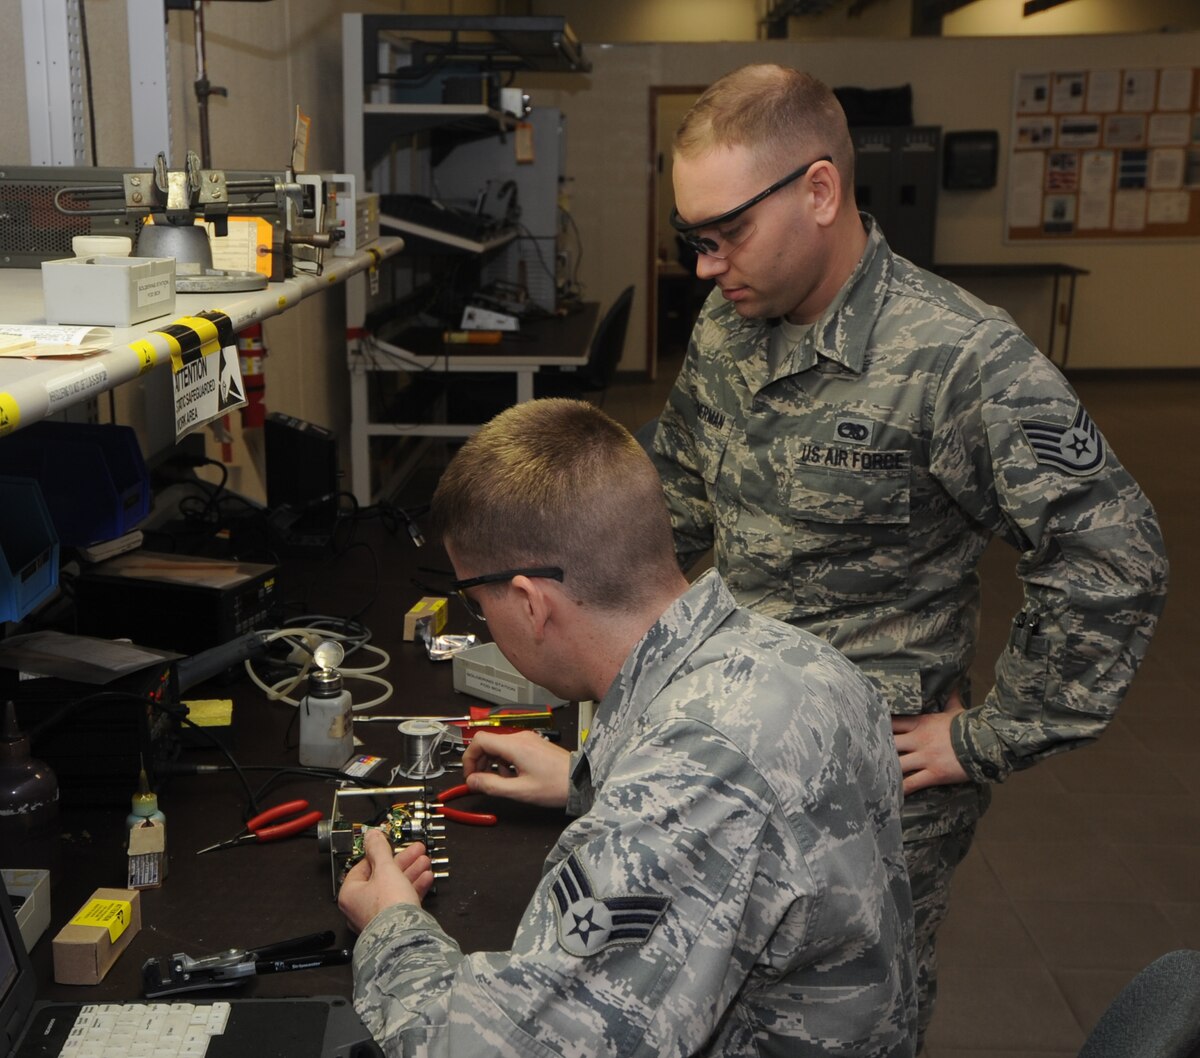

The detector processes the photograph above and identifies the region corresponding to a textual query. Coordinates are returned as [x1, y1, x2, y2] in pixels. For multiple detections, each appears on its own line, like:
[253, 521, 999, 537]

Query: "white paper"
[1148, 148, 1186, 190]
[1147, 113, 1190, 147]
[1051, 72, 1087, 114]
[1007, 150, 1046, 228]
[1086, 70, 1121, 114]
[1156, 67, 1194, 111]
[1112, 189, 1147, 230]
[0, 323, 113, 351]
[1016, 73, 1051, 114]
[1120, 69, 1157, 112]
[1147, 190, 1190, 224]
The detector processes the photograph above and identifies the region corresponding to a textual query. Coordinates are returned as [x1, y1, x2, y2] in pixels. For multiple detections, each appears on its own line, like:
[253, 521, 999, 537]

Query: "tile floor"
[602, 360, 1199, 1057]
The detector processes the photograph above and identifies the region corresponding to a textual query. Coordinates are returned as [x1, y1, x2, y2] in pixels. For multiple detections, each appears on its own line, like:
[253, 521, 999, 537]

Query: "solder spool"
[395, 719, 449, 779]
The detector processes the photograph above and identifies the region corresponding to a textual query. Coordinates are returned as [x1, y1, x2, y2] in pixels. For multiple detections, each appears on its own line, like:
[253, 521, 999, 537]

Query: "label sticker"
[70, 898, 133, 943]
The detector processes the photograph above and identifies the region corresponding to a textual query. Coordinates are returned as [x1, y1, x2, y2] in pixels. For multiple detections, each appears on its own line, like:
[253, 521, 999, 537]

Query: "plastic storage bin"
[451, 642, 567, 707]
[0, 476, 59, 622]
[2, 868, 51, 951]
[0, 422, 149, 546]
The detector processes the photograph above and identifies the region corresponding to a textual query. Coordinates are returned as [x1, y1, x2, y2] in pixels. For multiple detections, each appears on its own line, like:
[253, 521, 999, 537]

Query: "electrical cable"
[78, 0, 99, 167]
[244, 625, 393, 711]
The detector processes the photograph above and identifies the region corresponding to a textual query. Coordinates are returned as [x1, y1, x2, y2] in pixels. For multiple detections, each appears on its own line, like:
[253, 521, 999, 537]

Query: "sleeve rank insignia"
[551, 853, 671, 957]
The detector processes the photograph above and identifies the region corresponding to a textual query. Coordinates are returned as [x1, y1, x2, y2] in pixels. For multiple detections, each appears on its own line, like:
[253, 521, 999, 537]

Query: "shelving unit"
[0, 239, 402, 439]
[341, 12, 590, 504]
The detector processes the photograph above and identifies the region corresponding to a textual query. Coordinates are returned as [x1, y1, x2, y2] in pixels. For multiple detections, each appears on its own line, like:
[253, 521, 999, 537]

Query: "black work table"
[24, 526, 572, 1003]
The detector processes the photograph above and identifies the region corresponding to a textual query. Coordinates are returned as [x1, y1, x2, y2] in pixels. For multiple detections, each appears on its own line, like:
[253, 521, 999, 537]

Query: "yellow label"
[70, 898, 132, 943]
[0, 393, 19, 435]
[130, 339, 158, 374]
[156, 329, 184, 372]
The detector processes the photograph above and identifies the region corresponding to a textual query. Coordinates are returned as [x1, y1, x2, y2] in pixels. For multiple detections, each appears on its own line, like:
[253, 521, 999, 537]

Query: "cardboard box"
[127, 818, 168, 890]
[404, 596, 448, 641]
[41, 254, 175, 327]
[52, 887, 141, 985]
[2, 868, 51, 952]
[452, 641, 567, 707]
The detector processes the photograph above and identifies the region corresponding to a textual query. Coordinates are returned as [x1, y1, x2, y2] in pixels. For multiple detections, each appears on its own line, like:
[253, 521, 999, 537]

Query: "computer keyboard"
[60, 1002, 230, 1058]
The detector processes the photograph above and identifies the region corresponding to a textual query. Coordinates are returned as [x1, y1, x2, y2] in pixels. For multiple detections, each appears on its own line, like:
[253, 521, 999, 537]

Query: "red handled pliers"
[197, 799, 324, 854]
[435, 785, 497, 826]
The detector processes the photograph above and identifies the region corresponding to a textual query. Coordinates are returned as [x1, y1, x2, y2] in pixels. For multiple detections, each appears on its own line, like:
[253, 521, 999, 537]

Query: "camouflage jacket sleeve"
[650, 303, 721, 572]
[351, 725, 809, 1058]
[932, 320, 1169, 782]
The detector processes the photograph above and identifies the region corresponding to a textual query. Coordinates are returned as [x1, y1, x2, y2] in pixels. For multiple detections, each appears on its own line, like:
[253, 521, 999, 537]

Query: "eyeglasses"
[670, 155, 833, 259]
[449, 566, 565, 622]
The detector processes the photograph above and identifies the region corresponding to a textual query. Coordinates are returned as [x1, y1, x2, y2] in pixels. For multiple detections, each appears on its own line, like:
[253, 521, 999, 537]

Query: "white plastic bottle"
[299, 667, 354, 768]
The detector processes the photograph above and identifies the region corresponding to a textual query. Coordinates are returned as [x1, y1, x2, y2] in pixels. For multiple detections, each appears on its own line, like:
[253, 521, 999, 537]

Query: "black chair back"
[581, 286, 635, 390]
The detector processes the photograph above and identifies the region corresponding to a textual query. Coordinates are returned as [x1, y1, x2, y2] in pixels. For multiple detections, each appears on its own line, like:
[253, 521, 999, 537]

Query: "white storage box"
[452, 641, 567, 707]
[41, 255, 175, 326]
[2, 868, 51, 952]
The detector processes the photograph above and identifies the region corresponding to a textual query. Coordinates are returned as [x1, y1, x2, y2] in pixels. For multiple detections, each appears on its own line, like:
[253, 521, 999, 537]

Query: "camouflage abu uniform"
[651, 216, 1169, 1034]
[352, 570, 916, 1057]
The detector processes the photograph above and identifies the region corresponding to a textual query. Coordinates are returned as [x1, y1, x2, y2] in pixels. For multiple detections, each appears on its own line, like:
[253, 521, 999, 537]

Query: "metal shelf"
[0, 238, 403, 437]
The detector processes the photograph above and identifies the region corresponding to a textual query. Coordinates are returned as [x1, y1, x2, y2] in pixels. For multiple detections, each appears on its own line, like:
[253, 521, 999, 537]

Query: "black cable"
[26, 686, 260, 816]
[78, 0, 99, 166]
[516, 222, 558, 286]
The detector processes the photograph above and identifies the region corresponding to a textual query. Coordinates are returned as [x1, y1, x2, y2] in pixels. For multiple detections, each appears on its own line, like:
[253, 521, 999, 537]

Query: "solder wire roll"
[395, 719, 449, 779]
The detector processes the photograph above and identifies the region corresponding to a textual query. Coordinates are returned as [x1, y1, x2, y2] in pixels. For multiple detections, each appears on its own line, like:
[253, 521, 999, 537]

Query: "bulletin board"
[1005, 66, 1200, 242]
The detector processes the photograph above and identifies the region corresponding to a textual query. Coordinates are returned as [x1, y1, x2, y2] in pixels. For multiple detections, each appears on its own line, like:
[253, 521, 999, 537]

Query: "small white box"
[41, 254, 176, 327]
[452, 641, 567, 707]
[2, 868, 51, 952]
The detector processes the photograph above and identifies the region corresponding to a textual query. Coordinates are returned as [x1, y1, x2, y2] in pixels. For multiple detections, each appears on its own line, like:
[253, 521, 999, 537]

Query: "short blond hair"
[675, 64, 855, 190]
[431, 399, 680, 611]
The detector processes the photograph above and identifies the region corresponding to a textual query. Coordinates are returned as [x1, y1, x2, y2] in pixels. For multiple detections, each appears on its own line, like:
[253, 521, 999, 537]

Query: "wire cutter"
[196, 799, 324, 854]
[435, 784, 498, 826]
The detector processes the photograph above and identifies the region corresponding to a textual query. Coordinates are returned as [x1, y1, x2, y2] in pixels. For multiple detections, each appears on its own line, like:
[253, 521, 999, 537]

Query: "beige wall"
[525, 32, 1200, 374]
[4, 6, 1198, 488]
[533, 0, 1199, 43]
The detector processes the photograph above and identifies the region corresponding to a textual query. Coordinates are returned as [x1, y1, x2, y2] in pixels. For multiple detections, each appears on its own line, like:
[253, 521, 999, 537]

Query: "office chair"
[1077, 949, 1200, 1058]
[535, 285, 635, 402]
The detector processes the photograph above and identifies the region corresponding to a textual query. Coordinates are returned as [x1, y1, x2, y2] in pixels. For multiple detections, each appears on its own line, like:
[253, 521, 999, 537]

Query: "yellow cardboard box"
[403, 596, 448, 641]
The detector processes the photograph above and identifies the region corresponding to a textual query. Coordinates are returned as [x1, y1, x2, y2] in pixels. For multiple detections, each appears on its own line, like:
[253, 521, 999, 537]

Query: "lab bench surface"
[22, 525, 572, 1003]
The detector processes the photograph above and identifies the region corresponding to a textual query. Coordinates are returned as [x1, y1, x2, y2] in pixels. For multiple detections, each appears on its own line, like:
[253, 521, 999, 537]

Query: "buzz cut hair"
[430, 399, 681, 612]
[675, 64, 856, 191]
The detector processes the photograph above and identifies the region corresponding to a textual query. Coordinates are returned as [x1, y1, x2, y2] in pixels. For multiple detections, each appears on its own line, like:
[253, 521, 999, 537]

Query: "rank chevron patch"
[1020, 403, 1106, 476]
[551, 853, 671, 958]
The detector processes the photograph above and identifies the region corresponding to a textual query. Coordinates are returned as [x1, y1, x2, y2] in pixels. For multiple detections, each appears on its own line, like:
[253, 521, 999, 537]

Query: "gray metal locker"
[851, 125, 941, 269]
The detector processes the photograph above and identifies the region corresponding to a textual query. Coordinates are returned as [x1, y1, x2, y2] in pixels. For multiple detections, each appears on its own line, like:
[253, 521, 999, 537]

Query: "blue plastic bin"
[0, 475, 59, 622]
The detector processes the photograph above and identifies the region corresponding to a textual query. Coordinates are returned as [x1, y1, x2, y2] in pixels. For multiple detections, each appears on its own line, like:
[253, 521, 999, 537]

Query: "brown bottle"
[0, 700, 60, 872]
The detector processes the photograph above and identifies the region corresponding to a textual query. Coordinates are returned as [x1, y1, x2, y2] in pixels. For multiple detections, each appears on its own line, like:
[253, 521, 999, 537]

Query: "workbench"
[19, 522, 571, 1004]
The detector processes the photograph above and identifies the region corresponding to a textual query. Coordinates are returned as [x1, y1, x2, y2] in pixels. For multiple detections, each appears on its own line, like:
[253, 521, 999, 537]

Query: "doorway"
[645, 86, 711, 383]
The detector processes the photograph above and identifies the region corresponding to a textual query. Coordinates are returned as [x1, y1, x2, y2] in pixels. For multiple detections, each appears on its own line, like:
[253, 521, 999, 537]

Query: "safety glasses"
[449, 566, 565, 622]
[670, 155, 832, 259]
